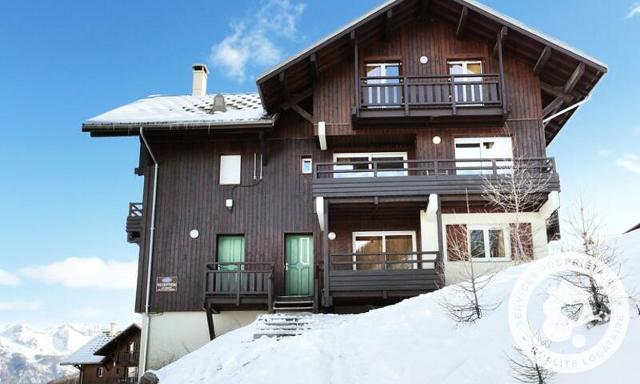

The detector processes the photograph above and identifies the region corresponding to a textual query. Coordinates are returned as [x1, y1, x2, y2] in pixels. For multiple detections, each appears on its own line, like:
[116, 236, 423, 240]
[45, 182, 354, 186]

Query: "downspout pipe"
[139, 127, 159, 374]
[543, 94, 592, 126]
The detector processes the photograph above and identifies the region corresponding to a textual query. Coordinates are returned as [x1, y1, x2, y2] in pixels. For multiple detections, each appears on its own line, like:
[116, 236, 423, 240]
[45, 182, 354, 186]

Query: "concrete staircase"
[253, 313, 314, 339]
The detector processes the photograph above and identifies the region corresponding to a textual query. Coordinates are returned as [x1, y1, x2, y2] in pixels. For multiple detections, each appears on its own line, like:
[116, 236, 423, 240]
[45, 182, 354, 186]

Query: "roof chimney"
[109, 322, 117, 337]
[192, 64, 208, 97]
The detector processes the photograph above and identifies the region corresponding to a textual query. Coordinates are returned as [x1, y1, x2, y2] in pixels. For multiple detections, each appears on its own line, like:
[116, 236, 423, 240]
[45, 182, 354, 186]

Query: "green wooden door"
[217, 235, 245, 270]
[285, 235, 314, 296]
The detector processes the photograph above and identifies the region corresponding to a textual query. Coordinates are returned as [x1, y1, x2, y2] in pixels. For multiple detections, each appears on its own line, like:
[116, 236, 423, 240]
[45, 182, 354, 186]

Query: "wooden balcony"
[312, 157, 560, 200]
[116, 351, 139, 366]
[126, 202, 143, 244]
[354, 74, 506, 124]
[203, 262, 274, 311]
[324, 251, 443, 301]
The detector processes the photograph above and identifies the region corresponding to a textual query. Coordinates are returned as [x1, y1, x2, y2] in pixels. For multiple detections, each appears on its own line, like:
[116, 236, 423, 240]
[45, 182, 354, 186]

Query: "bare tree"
[481, 126, 553, 263]
[440, 193, 500, 323]
[562, 197, 619, 326]
[509, 343, 555, 384]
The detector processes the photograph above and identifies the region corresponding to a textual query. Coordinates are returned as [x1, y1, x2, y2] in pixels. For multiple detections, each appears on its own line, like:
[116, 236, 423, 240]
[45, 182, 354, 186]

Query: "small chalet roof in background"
[59, 333, 112, 366]
[82, 93, 275, 136]
[94, 324, 141, 356]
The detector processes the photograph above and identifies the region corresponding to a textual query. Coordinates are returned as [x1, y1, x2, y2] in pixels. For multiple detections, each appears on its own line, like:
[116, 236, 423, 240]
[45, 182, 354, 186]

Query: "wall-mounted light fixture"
[328, 232, 336, 241]
[420, 55, 429, 64]
[189, 229, 199, 239]
[225, 199, 234, 211]
[432, 136, 442, 145]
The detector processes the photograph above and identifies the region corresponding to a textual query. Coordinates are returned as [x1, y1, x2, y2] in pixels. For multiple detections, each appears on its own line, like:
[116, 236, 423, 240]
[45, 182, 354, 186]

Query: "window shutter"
[446, 224, 468, 261]
[510, 223, 533, 261]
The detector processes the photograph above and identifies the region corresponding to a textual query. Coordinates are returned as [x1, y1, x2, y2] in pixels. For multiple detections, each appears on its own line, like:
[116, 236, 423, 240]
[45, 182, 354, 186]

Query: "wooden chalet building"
[60, 324, 141, 384]
[82, 0, 606, 372]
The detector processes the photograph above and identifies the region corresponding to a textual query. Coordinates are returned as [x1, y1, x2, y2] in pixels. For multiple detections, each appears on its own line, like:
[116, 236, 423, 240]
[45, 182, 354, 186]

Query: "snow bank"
[157, 232, 639, 384]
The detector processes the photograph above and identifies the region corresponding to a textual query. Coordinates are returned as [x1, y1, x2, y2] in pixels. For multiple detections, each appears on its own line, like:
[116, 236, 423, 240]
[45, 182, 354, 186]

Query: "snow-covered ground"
[0, 324, 102, 384]
[157, 231, 639, 384]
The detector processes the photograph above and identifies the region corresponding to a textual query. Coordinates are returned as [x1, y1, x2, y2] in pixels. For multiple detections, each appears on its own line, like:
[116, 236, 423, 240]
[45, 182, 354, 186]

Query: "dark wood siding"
[133, 12, 553, 313]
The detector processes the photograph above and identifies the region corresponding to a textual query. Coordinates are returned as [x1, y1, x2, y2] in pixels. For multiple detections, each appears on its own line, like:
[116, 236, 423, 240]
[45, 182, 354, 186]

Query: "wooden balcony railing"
[358, 73, 503, 116]
[204, 262, 274, 311]
[312, 157, 559, 198]
[315, 157, 555, 179]
[126, 202, 143, 244]
[323, 251, 444, 298]
[116, 351, 139, 364]
[128, 202, 143, 217]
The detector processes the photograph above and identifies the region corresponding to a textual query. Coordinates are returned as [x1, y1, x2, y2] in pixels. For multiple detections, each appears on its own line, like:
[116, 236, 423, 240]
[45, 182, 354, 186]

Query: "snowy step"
[253, 314, 315, 339]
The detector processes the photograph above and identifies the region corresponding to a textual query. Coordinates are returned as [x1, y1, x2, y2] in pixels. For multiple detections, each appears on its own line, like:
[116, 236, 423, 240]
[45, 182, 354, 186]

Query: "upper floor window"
[454, 137, 512, 175]
[333, 152, 407, 178]
[448, 60, 484, 104]
[364, 62, 402, 107]
[219, 155, 241, 185]
[97, 367, 104, 378]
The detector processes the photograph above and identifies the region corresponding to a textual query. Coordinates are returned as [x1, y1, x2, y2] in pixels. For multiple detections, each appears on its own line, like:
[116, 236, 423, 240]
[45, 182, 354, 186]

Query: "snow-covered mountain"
[0, 324, 102, 384]
[156, 232, 640, 383]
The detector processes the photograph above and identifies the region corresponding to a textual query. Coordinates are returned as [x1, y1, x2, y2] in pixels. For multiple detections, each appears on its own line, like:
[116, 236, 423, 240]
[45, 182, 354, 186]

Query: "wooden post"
[436, 197, 444, 283]
[403, 76, 409, 115]
[322, 198, 331, 307]
[205, 304, 216, 340]
[497, 29, 507, 115]
[353, 33, 360, 113]
[450, 74, 457, 115]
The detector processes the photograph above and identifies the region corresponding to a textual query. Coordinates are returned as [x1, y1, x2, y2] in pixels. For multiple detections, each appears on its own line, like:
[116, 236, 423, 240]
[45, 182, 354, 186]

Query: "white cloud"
[627, 3, 640, 18]
[210, 0, 306, 82]
[0, 268, 21, 286]
[0, 300, 42, 311]
[20, 257, 137, 289]
[616, 153, 640, 175]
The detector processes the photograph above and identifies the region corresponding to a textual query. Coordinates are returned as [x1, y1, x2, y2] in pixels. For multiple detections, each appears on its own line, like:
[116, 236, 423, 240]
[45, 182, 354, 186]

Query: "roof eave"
[256, 0, 607, 85]
[82, 116, 278, 137]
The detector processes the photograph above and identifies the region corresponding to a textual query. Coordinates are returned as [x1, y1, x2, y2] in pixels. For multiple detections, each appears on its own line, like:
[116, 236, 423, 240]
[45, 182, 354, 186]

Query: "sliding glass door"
[352, 231, 416, 270]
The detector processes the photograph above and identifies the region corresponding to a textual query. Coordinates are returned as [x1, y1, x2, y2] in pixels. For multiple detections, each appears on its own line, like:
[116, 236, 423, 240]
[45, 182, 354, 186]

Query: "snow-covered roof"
[59, 333, 112, 366]
[83, 93, 275, 135]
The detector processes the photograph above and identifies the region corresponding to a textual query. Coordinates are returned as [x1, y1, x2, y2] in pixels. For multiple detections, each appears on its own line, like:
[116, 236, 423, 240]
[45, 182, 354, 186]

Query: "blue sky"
[0, 0, 639, 327]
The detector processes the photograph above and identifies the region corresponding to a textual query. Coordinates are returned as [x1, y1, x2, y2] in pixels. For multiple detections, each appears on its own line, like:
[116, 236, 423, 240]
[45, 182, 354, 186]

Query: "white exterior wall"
[441, 212, 548, 284]
[143, 311, 262, 370]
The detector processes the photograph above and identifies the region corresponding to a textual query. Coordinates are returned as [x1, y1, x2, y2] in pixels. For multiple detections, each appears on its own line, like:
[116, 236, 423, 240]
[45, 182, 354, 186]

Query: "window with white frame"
[365, 62, 402, 107]
[352, 231, 417, 270]
[448, 60, 484, 104]
[219, 155, 241, 185]
[333, 152, 407, 178]
[454, 137, 513, 175]
[467, 225, 511, 260]
[97, 367, 104, 378]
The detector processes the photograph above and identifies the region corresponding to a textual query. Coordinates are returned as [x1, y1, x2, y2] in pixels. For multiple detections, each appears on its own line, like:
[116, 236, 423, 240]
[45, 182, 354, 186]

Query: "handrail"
[314, 157, 556, 179]
[359, 73, 503, 111]
[204, 263, 275, 307]
[330, 251, 440, 270]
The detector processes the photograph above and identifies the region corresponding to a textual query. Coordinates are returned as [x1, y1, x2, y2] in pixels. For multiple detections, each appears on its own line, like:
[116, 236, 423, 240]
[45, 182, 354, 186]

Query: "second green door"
[285, 235, 314, 296]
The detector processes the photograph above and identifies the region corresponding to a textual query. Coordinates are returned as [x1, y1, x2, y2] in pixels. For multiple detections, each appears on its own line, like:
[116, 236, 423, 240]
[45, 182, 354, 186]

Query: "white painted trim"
[318, 121, 327, 150]
[351, 231, 417, 271]
[315, 197, 325, 231]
